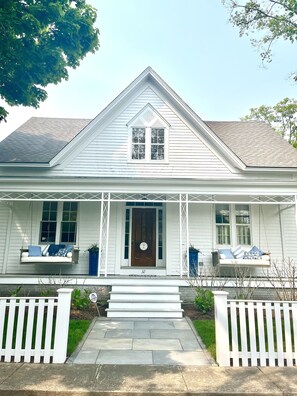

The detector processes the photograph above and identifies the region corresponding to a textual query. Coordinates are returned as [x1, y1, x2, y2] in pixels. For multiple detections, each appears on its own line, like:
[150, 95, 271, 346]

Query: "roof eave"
[0, 162, 51, 168]
[245, 166, 297, 172]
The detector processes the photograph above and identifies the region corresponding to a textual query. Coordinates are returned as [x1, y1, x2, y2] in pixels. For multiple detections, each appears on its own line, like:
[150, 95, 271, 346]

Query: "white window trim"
[215, 204, 252, 248]
[128, 126, 169, 163]
[39, 202, 79, 245]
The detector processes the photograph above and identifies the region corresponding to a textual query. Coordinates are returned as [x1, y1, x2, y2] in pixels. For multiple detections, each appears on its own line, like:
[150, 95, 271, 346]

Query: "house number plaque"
[139, 242, 148, 251]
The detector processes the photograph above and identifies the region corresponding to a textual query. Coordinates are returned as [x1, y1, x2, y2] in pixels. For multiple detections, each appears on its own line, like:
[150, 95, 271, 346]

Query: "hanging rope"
[22, 201, 32, 248]
[260, 205, 270, 253]
[278, 204, 285, 260]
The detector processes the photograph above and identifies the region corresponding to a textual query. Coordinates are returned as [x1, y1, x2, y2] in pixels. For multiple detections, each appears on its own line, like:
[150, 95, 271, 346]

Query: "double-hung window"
[128, 104, 169, 163]
[216, 204, 251, 246]
[40, 202, 78, 244]
[131, 127, 166, 161]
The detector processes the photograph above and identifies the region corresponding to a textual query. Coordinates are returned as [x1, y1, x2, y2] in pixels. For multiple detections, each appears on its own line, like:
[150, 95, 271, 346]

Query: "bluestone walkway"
[68, 317, 215, 366]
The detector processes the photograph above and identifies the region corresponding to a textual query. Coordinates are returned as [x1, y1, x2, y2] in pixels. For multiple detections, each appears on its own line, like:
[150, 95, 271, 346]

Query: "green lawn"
[67, 320, 91, 355]
[193, 319, 216, 359]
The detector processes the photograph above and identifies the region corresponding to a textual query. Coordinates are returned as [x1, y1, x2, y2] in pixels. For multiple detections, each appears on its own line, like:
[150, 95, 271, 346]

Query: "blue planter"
[189, 250, 199, 277]
[88, 251, 99, 276]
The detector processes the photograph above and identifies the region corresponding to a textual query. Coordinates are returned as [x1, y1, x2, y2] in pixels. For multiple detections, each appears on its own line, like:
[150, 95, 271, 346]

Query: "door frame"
[131, 207, 156, 267]
[122, 203, 165, 268]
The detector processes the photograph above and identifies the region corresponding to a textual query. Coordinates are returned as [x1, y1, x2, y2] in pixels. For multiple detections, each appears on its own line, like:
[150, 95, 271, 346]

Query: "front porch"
[0, 189, 297, 278]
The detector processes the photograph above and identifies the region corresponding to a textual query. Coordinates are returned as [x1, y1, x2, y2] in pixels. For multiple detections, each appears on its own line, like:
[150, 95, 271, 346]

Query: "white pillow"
[22, 252, 29, 258]
[232, 245, 245, 259]
[219, 253, 226, 259]
[66, 252, 73, 258]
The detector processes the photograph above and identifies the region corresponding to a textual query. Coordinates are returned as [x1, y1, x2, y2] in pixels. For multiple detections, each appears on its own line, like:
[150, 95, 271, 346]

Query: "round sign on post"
[139, 242, 148, 251]
[89, 292, 98, 303]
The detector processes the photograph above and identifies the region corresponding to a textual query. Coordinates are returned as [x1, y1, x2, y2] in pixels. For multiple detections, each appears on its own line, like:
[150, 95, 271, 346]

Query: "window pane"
[132, 144, 145, 160]
[216, 225, 231, 245]
[216, 204, 230, 224]
[40, 202, 57, 243]
[40, 221, 56, 243]
[236, 205, 251, 244]
[237, 225, 251, 245]
[60, 202, 78, 243]
[61, 222, 77, 243]
[236, 204, 250, 224]
[132, 128, 145, 143]
[151, 128, 165, 161]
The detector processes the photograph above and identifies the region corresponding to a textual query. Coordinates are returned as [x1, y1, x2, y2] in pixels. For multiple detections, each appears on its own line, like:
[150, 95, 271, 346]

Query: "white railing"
[213, 291, 297, 367]
[0, 288, 72, 364]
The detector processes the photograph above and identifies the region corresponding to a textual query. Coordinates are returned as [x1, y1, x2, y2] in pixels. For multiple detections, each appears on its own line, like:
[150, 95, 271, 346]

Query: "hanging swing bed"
[212, 205, 272, 268]
[19, 203, 79, 265]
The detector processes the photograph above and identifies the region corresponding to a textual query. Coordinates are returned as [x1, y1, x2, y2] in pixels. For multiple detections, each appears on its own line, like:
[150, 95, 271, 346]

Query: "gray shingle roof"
[0, 117, 91, 163]
[1, 117, 297, 168]
[206, 121, 297, 168]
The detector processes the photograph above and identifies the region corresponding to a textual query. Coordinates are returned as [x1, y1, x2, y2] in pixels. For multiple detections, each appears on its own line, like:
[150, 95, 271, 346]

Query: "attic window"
[128, 104, 169, 163]
[131, 127, 165, 161]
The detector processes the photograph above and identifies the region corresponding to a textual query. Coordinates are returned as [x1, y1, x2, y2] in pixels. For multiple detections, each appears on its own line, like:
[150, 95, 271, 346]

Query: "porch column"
[98, 192, 111, 277]
[179, 193, 189, 277]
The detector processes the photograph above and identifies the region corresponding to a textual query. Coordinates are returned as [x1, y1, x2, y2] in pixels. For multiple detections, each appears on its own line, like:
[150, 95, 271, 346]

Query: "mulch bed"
[70, 304, 107, 320]
[70, 303, 214, 321]
[182, 304, 214, 320]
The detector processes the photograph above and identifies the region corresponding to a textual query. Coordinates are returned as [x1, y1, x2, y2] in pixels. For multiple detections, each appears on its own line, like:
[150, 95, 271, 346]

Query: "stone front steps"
[106, 282, 183, 318]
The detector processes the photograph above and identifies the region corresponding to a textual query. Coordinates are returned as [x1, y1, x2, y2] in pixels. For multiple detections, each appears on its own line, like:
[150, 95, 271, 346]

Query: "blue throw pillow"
[28, 245, 42, 257]
[48, 244, 65, 256]
[249, 245, 264, 256]
[65, 245, 73, 255]
[218, 248, 234, 259]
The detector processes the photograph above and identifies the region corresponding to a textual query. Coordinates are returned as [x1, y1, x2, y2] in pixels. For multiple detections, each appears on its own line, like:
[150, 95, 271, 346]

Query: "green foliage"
[194, 287, 214, 314]
[193, 319, 216, 359]
[67, 319, 91, 355]
[0, 0, 100, 122]
[88, 243, 99, 252]
[10, 286, 22, 297]
[242, 97, 297, 146]
[71, 288, 91, 310]
[223, 0, 297, 79]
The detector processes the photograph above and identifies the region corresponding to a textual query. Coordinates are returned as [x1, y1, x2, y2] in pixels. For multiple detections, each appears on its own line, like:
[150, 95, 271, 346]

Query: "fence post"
[53, 288, 73, 363]
[213, 291, 230, 367]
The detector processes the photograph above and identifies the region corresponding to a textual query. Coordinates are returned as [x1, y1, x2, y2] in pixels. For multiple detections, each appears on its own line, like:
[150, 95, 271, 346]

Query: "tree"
[242, 97, 297, 147]
[0, 0, 100, 123]
[222, 0, 297, 79]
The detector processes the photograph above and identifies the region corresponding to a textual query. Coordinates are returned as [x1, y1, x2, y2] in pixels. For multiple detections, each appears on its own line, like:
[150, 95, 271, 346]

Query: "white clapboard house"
[0, 67, 297, 317]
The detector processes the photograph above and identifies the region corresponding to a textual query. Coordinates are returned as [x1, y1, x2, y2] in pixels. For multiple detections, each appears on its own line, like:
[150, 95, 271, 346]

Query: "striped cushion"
[232, 245, 245, 259]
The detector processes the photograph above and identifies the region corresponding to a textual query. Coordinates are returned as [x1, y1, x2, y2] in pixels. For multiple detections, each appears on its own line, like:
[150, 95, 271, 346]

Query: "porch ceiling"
[0, 191, 295, 204]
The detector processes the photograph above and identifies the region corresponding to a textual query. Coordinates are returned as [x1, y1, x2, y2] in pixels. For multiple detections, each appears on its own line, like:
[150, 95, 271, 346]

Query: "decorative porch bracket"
[179, 194, 189, 278]
[98, 192, 111, 277]
[0, 191, 295, 204]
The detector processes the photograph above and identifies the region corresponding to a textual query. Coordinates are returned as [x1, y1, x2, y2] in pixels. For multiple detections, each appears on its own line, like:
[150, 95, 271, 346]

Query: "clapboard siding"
[188, 204, 214, 268]
[3, 201, 297, 276]
[5, 202, 101, 275]
[56, 87, 238, 179]
[280, 205, 297, 259]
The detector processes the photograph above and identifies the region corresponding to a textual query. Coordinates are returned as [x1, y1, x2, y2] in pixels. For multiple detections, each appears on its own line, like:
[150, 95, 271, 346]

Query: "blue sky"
[0, 0, 296, 140]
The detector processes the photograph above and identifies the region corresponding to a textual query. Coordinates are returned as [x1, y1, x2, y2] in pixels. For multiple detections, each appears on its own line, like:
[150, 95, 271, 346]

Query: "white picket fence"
[0, 288, 72, 364]
[213, 291, 297, 367]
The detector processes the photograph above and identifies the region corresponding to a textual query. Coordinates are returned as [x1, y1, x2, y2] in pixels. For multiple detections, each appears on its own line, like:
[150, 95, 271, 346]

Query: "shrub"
[71, 288, 91, 310]
[194, 287, 214, 314]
